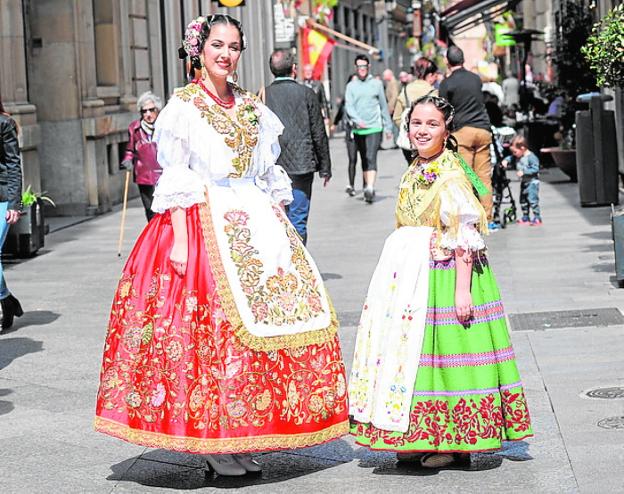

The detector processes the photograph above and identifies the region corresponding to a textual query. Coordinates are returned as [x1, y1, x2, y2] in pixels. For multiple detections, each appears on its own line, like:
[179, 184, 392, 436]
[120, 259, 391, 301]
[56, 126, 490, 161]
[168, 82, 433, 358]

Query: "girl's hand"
[455, 289, 473, 324]
[170, 241, 188, 277]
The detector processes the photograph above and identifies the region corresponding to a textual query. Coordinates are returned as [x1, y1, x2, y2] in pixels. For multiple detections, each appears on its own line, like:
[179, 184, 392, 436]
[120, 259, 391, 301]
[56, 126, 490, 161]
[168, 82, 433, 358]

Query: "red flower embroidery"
[354, 389, 531, 448]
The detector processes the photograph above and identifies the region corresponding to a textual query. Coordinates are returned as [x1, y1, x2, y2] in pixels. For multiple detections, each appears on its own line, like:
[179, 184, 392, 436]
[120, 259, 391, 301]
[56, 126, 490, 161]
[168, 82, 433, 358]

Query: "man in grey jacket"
[265, 49, 331, 245]
[345, 55, 393, 203]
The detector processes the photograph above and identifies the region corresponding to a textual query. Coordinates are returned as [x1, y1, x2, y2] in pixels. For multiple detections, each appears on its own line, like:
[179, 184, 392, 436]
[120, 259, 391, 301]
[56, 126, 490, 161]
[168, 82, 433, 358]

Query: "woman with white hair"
[121, 91, 163, 221]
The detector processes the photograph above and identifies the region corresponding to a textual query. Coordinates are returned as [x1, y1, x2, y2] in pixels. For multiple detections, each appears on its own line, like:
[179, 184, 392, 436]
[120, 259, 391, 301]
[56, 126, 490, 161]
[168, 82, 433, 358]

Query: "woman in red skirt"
[94, 14, 349, 476]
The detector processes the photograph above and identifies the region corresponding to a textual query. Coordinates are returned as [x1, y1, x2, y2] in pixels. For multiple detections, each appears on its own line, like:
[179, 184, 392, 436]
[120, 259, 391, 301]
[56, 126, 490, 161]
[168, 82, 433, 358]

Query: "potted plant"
[581, 4, 624, 89]
[5, 186, 54, 257]
[542, 127, 577, 181]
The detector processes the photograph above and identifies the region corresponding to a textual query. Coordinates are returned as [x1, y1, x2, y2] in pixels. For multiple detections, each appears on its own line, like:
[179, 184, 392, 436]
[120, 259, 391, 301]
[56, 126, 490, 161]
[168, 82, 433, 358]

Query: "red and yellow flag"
[301, 27, 336, 80]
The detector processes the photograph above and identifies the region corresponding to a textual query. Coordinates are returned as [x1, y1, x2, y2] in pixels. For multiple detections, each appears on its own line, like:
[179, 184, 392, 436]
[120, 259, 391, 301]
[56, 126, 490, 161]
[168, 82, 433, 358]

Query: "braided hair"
[179, 14, 247, 80]
[405, 95, 458, 152]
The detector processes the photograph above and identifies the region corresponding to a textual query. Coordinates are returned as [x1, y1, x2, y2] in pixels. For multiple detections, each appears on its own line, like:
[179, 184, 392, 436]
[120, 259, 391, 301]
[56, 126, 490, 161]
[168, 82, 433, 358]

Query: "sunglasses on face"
[141, 107, 157, 114]
[356, 64, 369, 69]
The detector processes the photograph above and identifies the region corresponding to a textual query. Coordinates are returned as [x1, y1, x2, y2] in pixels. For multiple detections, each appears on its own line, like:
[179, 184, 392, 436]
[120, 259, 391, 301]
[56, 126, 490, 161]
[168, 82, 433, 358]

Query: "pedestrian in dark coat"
[264, 49, 331, 245]
[0, 99, 24, 330]
[121, 91, 163, 221]
[439, 46, 494, 223]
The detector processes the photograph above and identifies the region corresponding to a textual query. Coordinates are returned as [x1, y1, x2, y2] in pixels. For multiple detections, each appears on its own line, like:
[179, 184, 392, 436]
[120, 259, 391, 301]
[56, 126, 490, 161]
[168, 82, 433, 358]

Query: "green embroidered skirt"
[350, 255, 533, 453]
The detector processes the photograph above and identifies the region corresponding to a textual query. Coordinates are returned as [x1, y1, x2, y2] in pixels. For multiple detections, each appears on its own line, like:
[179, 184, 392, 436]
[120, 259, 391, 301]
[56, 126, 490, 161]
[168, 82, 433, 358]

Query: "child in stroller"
[490, 126, 518, 228]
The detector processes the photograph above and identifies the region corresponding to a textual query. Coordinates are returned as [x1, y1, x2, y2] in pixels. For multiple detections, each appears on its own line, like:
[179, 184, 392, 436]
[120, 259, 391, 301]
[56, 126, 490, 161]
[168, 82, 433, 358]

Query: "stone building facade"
[0, 0, 275, 216]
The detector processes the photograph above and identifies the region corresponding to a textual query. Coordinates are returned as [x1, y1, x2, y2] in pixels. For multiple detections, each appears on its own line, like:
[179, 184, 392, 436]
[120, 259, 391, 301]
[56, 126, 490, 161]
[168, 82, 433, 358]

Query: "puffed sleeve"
[254, 104, 293, 205]
[438, 179, 488, 252]
[150, 98, 206, 213]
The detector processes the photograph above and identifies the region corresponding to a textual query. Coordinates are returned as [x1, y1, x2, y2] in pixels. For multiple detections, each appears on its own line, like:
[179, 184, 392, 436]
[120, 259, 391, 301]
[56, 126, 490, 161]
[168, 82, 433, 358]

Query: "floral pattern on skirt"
[95, 204, 349, 454]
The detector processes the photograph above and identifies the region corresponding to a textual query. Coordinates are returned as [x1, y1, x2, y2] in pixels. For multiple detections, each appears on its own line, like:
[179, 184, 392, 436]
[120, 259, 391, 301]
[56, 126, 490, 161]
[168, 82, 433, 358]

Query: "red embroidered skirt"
[95, 204, 349, 454]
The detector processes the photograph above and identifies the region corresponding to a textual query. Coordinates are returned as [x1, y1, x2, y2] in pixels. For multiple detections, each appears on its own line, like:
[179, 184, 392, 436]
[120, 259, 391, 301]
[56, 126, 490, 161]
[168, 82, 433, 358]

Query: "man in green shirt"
[345, 55, 393, 203]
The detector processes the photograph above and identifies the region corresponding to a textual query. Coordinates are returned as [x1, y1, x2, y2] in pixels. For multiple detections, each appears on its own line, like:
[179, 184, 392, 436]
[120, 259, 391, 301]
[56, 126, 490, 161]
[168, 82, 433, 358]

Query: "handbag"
[395, 86, 412, 150]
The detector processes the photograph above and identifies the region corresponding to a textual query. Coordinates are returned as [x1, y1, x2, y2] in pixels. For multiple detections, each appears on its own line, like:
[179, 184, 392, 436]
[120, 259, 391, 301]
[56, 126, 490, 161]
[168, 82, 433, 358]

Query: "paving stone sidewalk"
[1, 140, 623, 493]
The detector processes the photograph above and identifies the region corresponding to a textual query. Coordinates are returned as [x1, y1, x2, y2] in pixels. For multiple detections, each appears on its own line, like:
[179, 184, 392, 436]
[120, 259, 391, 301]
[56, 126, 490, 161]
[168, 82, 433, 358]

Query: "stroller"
[490, 126, 518, 228]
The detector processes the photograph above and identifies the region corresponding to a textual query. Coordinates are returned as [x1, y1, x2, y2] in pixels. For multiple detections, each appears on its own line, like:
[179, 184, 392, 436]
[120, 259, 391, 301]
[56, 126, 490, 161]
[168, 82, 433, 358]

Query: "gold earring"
[199, 57, 208, 80]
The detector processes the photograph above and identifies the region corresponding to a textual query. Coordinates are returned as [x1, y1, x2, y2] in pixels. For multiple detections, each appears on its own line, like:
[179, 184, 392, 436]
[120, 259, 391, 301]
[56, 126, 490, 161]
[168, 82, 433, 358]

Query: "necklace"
[195, 78, 235, 109]
[414, 147, 445, 166]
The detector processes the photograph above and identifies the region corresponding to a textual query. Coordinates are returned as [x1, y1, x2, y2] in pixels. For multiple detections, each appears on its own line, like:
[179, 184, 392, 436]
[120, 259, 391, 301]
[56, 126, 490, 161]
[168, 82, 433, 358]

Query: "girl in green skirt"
[348, 95, 533, 469]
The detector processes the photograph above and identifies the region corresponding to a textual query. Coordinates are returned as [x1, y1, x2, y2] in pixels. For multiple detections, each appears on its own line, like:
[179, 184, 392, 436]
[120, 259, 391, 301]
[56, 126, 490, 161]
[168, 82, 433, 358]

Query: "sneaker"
[530, 218, 543, 226]
[517, 216, 530, 225]
[488, 221, 501, 231]
[364, 187, 375, 203]
[345, 186, 356, 197]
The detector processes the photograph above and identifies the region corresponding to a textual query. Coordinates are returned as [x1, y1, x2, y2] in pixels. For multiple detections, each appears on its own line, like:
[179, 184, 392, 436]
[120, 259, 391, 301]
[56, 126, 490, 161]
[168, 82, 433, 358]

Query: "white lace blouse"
[438, 181, 486, 252]
[150, 83, 293, 213]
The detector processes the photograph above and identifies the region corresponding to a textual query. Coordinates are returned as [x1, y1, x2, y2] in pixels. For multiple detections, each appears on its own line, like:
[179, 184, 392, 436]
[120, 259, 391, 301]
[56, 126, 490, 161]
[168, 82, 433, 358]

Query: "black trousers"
[354, 131, 382, 174]
[138, 184, 155, 222]
[345, 133, 359, 188]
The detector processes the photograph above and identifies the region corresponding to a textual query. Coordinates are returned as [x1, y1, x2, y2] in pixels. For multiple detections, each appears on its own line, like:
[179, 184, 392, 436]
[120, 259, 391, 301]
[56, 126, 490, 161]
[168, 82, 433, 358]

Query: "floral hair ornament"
[180, 16, 207, 59]
[429, 95, 456, 126]
[178, 14, 247, 60]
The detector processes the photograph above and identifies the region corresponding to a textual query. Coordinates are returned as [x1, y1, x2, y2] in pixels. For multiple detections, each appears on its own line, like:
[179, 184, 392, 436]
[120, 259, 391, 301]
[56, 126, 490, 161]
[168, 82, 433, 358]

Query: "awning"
[440, 0, 520, 36]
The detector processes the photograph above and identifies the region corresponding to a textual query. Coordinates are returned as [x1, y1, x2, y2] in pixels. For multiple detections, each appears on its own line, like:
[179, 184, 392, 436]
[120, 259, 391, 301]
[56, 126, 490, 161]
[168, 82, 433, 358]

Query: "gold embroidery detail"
[199, 193, 338, 351]
[174, 83, 259, 177]
[95, 416, 349, 454]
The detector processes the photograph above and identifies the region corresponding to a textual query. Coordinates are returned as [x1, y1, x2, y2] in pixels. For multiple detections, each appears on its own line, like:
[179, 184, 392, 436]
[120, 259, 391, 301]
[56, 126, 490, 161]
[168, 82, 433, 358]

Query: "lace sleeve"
[254, 104, 293, 205]
[438, 179, 487, 252]
[151, 100, 205, 213]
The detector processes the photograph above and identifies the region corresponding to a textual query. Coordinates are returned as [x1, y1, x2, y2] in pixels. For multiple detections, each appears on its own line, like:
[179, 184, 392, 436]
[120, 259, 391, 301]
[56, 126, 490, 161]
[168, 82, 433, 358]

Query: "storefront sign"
[274, 2, 296, 44]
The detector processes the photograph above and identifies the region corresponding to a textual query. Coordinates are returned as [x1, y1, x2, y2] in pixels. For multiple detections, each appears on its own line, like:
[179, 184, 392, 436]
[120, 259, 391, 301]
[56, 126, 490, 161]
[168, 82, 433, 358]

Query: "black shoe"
[1, 294, 24, 330]
[345, 186, 356, 197]
[364, 187, 375, 203]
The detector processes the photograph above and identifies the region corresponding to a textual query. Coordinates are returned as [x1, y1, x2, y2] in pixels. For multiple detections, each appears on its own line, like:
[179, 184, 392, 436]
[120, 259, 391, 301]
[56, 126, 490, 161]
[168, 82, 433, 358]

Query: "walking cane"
[117, 170, 131, 257]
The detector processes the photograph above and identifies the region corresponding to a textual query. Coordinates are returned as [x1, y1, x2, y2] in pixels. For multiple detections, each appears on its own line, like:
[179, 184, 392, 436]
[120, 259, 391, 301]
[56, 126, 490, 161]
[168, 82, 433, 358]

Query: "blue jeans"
[520, 179, 540, 219]
[0, 202, 10, 299]
[286, 173, 314, 245]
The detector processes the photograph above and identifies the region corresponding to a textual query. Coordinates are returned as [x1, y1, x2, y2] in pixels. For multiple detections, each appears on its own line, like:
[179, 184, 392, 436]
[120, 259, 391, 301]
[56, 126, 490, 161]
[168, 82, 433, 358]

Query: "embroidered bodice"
[151, 82, 292, 213]
[395, 150, 488, 251]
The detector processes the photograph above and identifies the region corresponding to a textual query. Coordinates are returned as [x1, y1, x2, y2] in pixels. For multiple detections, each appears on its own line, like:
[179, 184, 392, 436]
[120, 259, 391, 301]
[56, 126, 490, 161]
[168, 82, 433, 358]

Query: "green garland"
[456, 154, 489, 198]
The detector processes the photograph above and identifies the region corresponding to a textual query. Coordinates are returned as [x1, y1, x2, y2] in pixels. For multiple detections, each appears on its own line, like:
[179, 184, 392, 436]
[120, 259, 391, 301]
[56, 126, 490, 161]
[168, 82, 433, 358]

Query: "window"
[93, 0, 119, 88]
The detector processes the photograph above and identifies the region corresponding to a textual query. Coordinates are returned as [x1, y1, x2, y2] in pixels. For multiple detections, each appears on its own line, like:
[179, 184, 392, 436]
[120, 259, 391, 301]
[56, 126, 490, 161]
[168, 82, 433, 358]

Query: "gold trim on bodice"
[395, 150, 488, 236]
[174, 83, 259, 178]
